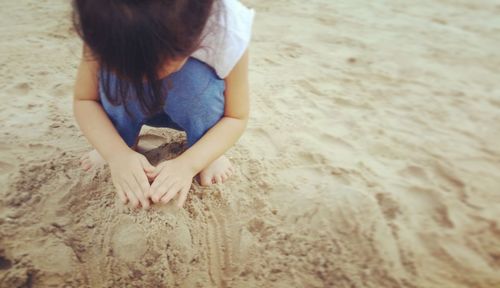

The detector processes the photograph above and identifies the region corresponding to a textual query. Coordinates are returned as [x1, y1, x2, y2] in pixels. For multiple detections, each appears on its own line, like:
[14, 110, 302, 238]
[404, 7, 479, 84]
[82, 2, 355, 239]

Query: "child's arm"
[148, 49, 250, 207]
[73, 46, 153, 208]
[179, 48, 250, 172]
[73, 47, 130, 162]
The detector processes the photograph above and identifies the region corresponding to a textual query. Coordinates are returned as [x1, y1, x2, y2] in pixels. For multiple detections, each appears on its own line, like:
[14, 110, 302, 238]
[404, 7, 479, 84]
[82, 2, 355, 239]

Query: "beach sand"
[1, 0, 500, 287]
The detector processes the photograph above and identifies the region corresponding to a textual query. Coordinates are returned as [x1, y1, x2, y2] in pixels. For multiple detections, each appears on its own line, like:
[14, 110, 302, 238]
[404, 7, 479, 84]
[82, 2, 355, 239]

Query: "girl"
[72, 0, 254, 209]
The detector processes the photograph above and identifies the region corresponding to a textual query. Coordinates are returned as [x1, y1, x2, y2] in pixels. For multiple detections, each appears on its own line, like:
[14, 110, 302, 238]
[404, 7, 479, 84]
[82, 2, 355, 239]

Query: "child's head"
[72, 0, 215, 115]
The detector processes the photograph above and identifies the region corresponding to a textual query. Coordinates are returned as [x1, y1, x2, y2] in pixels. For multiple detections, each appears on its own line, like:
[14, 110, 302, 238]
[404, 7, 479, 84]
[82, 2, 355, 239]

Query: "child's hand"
[147, 158, 196, 208]
[108, 150, 155, 209]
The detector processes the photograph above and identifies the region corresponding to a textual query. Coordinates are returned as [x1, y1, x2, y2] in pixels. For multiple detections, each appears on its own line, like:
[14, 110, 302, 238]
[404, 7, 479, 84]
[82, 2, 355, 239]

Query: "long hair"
[72, 0, 215, 117]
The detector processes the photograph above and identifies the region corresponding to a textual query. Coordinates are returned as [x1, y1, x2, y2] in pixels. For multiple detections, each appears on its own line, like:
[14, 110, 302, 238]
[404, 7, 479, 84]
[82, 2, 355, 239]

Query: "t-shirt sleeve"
[191, 0, 255, 79]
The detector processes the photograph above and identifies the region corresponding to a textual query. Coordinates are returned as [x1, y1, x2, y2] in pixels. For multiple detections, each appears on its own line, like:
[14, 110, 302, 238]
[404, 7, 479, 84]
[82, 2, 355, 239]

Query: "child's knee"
[164, 59, 225, 132]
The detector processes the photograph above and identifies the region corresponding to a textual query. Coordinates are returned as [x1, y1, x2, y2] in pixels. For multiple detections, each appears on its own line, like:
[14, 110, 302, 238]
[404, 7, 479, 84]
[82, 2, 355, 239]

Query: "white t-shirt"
[191, 0, 255, 79]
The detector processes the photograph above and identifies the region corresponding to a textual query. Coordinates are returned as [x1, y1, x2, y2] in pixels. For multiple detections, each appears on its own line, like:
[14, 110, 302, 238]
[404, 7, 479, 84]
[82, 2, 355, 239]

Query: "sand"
[1, 0, 500, 287]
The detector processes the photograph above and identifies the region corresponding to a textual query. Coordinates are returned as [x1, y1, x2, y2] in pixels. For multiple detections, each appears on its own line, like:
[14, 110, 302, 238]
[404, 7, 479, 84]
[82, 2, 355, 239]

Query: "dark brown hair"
[72, 0, 215, 117]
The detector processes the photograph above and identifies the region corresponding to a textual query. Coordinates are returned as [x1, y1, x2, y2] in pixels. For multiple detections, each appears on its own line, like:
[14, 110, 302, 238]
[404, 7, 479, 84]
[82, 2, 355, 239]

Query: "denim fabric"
[99, 58, 225, 147]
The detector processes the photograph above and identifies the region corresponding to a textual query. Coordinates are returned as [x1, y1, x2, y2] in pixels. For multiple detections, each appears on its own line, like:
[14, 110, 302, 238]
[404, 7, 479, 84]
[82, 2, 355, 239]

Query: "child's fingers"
[146, 170, 157, 178]
[146, 172, 157, 182]
[221, 173, 228, 183]
[160, 183, 182, 204]
[139, 156, 156, 173]
[129, 175, 149, 209]
[153, 162, 169, 174]
[176, 185, 190, 208]
[148, 169, 160, 178]
[130, 188, 147, 209]
[122, 180, 140, 208]
[151, 177, 174, 203]
[113, 180, 128, 204]
[150, 170, 169, 199]
[133, 168, 151, 197]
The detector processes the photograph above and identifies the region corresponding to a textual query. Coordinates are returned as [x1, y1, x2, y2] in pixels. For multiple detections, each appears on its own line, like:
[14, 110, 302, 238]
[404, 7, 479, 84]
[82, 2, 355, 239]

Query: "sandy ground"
[1, 0, 500, 287]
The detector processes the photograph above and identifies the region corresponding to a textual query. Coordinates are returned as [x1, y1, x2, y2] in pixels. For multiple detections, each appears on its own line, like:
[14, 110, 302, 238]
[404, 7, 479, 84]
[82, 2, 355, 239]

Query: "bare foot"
[80, 149, 106, 171]
[198, 155, 234, 186]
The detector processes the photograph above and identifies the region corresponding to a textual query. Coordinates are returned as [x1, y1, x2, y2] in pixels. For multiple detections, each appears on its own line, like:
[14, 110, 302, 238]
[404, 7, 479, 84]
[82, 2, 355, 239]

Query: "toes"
[80, 153, 93, 170]
[130, 199, 140, 208]
[81, 161, 91, 171]
[200, 176, 213, 187]
[221, 173, 228, 183]
[214, 175, 222, 184]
